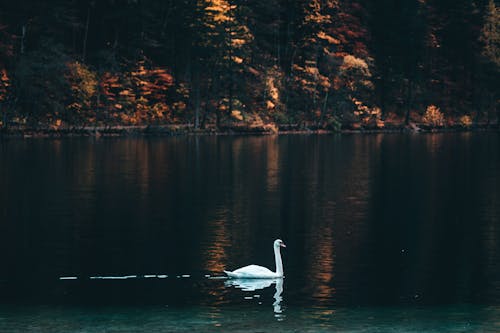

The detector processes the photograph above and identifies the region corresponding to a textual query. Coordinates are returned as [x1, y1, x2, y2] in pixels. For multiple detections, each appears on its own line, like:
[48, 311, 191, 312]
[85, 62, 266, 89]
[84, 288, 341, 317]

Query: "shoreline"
[0, 123, 498, 138]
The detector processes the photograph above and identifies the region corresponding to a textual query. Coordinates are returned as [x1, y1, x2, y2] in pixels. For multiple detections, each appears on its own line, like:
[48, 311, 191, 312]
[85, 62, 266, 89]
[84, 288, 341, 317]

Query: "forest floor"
[0, 121, 498, 138]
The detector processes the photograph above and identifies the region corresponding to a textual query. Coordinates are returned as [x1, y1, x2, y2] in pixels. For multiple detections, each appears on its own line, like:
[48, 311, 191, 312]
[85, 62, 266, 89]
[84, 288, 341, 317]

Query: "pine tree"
[479, 0, 500, 123]
[286, 0, 337, 124]
[286, 0, 374, 127]
[195, 0, 253, 127]
[480, 0, 500, 67]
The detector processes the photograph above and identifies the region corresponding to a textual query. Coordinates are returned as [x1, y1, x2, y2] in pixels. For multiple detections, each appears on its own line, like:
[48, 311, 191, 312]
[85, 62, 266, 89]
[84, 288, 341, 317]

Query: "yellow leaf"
[233, 56, 243, 64]
[231, 110, 243, 121]
[317, 31, 340, 44]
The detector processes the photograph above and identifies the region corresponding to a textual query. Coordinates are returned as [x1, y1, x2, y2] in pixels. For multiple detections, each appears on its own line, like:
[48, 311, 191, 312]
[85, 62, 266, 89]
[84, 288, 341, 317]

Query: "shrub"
[459, 115, 473, 128]
[326, 116, 342, 131]
[422, 105, 445, 127]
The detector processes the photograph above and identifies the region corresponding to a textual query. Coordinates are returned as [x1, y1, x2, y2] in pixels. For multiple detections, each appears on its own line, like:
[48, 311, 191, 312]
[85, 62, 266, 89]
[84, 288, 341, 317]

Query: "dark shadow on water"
[0, 134, 499, 309]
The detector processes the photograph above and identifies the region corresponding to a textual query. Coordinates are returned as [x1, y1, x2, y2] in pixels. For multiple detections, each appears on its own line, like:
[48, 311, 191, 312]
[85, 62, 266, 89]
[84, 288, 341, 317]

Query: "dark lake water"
[1, 133, 499, 332]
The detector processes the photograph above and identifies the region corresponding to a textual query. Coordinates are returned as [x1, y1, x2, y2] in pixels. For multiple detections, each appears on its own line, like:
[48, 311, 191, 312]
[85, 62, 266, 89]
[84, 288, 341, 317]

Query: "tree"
[0, 20, 15, 126]
[289, 0, 335, 123]
[66, 61, 98, 125]
[479, 0, 500, 123]
[480, 0, 500, 67]
[0, 0, 497, 130]
[130, 57, 175, 124]
[193, 0, 253, 128]
[371, 0, 426, 122]
[14, 40, 70, 124]
[285, 0, 375, 127]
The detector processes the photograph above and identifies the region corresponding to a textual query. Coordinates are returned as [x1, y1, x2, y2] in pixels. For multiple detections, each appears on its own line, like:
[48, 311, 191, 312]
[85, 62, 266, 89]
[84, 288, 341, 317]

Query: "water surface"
[0, 133, 499, 331]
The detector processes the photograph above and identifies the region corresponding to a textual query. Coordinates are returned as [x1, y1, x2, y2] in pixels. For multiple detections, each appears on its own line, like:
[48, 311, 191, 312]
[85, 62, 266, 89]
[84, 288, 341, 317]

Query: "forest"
[0, 0, 499, 133]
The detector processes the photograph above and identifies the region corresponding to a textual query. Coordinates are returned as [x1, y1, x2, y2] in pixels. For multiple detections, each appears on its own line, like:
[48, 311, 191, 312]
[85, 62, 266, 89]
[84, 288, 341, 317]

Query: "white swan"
[224, 239, 286, 279]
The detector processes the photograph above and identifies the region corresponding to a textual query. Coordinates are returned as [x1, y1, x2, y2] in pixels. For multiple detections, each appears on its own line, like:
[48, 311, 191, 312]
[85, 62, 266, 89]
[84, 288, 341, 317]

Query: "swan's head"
[274, 239, 286, 248]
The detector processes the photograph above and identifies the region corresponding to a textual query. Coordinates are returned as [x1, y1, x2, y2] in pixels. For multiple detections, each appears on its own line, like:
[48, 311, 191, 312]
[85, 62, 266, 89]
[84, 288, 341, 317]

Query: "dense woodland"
[0, 0, 499, 132]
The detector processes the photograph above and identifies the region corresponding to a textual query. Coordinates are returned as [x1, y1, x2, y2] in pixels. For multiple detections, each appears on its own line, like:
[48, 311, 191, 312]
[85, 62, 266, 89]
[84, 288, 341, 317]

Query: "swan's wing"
[225, 265, 276, 278]
[233, 265, 274, 275]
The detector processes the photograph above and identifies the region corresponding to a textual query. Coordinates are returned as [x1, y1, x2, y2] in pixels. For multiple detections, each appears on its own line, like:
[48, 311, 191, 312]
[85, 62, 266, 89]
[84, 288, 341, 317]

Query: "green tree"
[66, 61, 98, 124]
[194, 0, 253, 128]
[479, 0, 500, 123]
[480, 0, 500, 67]
[14, 40, 70, 123]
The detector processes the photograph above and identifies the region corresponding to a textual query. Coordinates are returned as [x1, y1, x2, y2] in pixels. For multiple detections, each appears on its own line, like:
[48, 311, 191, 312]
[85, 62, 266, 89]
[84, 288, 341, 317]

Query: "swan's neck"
[274, 246, 283, 277]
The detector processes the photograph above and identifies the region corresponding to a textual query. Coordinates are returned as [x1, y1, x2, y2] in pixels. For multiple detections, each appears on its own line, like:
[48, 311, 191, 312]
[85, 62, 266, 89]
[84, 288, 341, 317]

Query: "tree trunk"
[379, 66, 387, 117]
[490, 91, 496, 126]
[227, 20, 233, 116]
[20, 25, 26, 54]
[194, 75, 201, 129]
[1, 104, 4, 128]
[96, 74, 101, 124]
[82, 7, 91, 62]
[321, 90, 329, 125]
[405, 80, 413, 125]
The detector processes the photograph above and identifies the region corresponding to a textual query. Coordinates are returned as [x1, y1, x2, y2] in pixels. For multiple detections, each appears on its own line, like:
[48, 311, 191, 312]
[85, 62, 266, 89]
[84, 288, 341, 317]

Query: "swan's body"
[225, 265, 278, 279]
[224, 239, 286, 279]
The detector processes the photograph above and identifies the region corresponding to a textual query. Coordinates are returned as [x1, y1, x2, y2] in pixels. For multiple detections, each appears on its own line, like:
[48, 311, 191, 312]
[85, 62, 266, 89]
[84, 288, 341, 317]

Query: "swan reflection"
[225, 278, 275, 291]
[225, 278, 284, 317]
[273, 278, 283, 315]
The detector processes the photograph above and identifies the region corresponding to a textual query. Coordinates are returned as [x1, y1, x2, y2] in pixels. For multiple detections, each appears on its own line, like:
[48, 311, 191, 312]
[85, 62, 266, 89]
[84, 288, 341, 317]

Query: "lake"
[0, 133, 499, 332]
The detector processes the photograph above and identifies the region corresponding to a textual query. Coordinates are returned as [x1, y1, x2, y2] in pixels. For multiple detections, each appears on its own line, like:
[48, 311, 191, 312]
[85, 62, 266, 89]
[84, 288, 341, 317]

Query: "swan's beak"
[280, 243, 286, 248]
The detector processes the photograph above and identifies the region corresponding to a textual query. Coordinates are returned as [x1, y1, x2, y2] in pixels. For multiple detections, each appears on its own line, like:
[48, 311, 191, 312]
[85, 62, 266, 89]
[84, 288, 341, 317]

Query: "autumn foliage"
[422, 105, 445, 127]
[0, 69, 9, 103]
[0, 0, 498, 131]
[98, 59, 175, 125]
